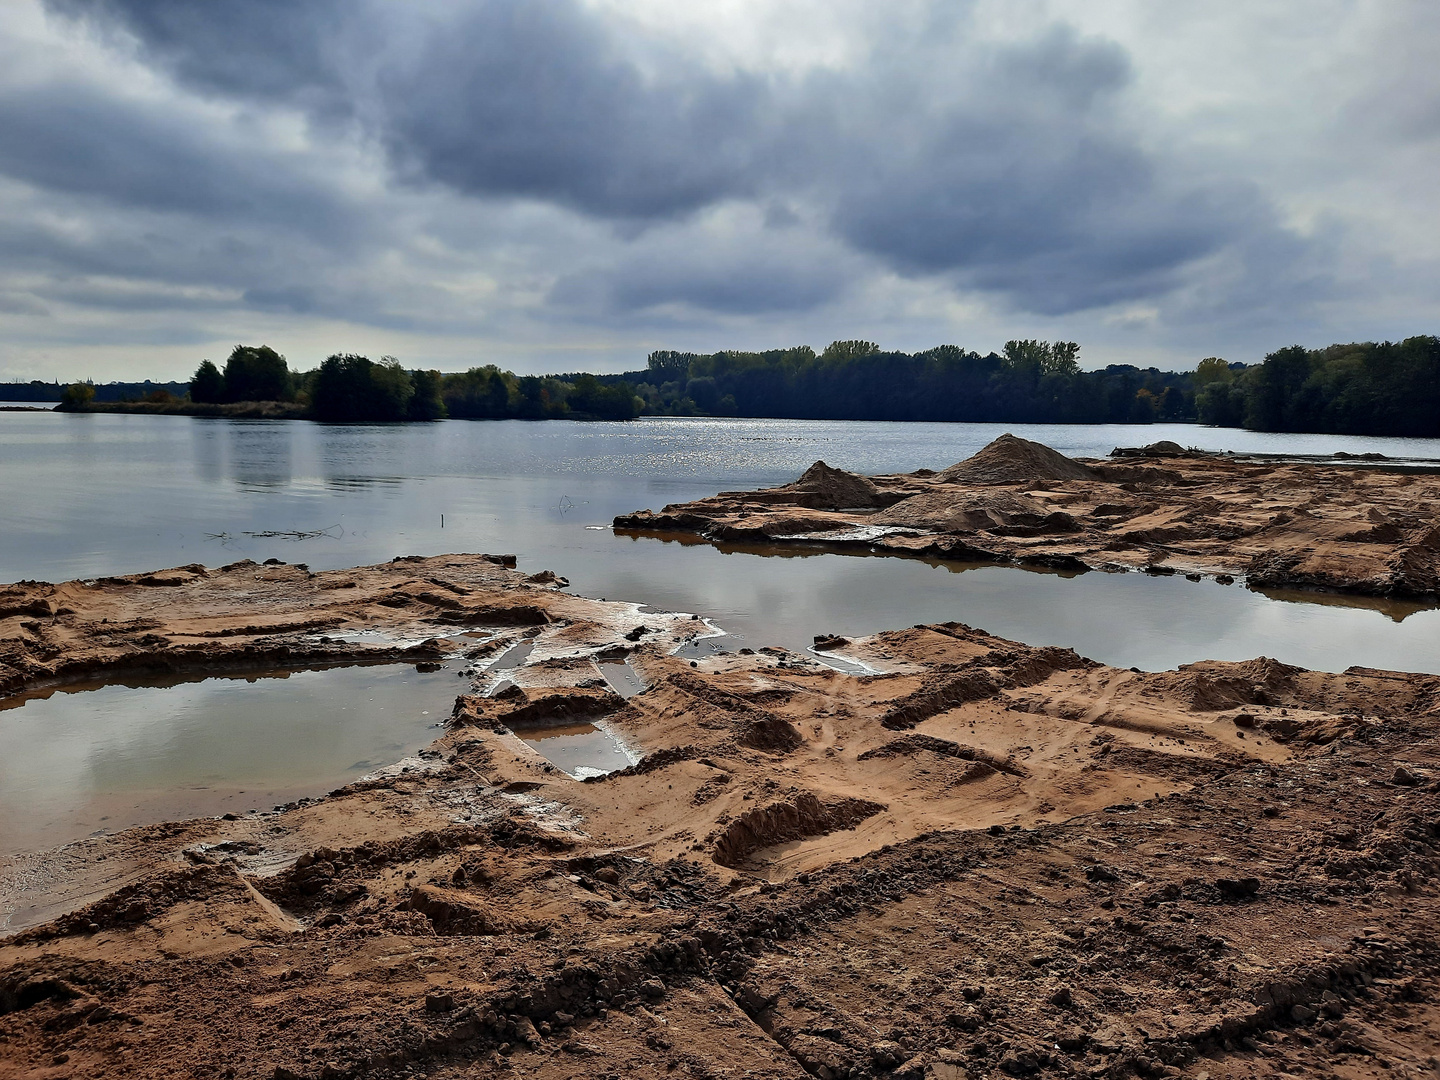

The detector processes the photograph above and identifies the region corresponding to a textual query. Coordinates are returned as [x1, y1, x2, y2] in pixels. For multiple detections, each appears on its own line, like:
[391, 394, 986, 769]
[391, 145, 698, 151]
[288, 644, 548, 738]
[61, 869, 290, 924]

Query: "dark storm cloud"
[0, 82, 351, 235]
[25, 0, 1354, 330]
[377, 4, 781, 220]
[49, 0, 351, 109]
[817, 27, 1278, 314]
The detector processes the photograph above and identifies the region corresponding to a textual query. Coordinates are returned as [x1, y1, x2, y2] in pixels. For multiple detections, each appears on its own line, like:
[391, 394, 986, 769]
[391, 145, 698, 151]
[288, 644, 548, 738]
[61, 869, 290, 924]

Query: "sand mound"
[1143, 440, 1186, 456]
[938, 434, 1095, 485]
[874, 489, 1050, 532]
[787, 460, 887, 509]
[1110, 440, 1188, 458]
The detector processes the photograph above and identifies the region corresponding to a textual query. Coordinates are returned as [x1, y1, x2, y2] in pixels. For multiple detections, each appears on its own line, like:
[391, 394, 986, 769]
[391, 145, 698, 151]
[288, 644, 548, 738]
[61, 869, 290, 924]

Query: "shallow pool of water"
[0, 661, 464, 857]
[521, 722, 636, 779]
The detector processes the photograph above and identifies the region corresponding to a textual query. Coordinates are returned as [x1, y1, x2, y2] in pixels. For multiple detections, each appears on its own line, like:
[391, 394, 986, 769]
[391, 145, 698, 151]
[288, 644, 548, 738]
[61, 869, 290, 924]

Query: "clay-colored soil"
[5, 552, 1440, 1079]
[614, 434, 1440, 598]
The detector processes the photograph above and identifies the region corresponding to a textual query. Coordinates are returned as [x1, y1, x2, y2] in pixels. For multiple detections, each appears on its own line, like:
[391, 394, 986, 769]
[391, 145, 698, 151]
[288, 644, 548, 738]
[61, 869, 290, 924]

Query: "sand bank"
[615, 434, 1440, 599]
[3, 553, 1440, 1078]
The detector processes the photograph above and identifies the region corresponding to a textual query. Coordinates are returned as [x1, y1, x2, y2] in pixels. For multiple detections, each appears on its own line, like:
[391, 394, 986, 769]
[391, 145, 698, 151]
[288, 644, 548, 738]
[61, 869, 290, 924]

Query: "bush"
[57, 382, 95, 410]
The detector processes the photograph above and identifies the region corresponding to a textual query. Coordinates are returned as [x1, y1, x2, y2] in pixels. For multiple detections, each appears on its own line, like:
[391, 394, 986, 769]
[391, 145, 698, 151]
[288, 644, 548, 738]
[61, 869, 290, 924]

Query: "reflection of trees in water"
[314, 423, 413, 491]
[230, 421, 294, 489]
[191, 418, 297, 489]
[323, 475, 406, 492]
[190, 422, 224, 485]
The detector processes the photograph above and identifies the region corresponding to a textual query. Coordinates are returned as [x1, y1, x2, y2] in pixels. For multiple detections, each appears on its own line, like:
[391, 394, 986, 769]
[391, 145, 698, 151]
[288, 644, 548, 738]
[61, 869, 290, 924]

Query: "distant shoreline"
[70, 399, 308, 419]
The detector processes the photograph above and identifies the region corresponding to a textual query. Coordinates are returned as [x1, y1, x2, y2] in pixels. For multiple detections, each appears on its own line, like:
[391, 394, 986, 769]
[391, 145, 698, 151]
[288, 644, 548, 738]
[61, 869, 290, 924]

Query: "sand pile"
[938, 433, 1096, 485]
[1110, 439, 1191, 458]
[875, 489, 1050, 532]
[787, 459, 888, 509]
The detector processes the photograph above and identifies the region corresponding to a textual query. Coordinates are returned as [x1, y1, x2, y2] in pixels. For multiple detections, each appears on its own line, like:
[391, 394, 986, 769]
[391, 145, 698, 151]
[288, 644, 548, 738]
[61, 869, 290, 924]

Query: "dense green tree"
[407, 368, 446, 420]
[221, 345, 291, 402]
[1244, 345, 1312, 431]
[1226, 337, 1440, 436]
[566, 374, 641, 419]
[443, 365, 515, 418]
[1130, 388, 1158, 424]
[646, 350, 697, 383]
[820, 340, 880, 362]
[189, 360, 225, 403]
[1193, 357, 1232, 387]
[311, 354, 414, 421]
[1196, 380, 1246, 427]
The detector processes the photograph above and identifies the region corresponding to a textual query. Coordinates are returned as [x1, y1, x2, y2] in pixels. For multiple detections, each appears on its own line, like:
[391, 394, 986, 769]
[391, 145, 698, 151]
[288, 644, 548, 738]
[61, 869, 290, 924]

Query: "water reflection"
[0, 660, 461, 857]
[229, 420, 294, 490]
[190, 421, 224, 485]
[1249, 587, 1436, 624]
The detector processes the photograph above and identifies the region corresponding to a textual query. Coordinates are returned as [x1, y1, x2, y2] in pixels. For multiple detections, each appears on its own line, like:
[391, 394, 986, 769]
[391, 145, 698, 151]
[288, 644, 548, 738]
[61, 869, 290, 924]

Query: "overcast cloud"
[0, 0, 1437, 379]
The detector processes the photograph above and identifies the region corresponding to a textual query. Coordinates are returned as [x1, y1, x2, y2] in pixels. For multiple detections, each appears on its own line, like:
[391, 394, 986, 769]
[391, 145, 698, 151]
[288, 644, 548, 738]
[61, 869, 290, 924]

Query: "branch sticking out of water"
[204, 525, 342, 544]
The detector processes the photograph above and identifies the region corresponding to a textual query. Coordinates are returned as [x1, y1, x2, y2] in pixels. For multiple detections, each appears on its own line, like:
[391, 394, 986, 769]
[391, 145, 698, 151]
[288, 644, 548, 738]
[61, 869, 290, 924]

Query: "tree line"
[1193, 336, 1440, 437]
[176, 347, 641, 421]
[628, 340, 1196, 424]
[40, 334, 1439, 436]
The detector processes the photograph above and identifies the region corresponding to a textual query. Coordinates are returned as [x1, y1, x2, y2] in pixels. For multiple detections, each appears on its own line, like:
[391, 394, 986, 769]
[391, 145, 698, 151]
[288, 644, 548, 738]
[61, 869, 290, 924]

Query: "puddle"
[599, 661, 645, 699]
[0, 660, 466, 857]
[488, 640, 536, 671]
[521, 723, 636, 779]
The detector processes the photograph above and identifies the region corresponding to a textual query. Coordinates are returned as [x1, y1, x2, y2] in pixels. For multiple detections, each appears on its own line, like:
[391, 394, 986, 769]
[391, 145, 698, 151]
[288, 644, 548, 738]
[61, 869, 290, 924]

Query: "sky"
[0, 0, 1437, 381]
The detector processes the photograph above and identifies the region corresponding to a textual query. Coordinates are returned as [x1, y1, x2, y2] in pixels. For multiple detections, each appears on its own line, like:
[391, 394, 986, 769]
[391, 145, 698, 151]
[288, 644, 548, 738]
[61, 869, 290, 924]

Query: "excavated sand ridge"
[4, 553, 1440, 1078]
[614, 434, 1440, 599]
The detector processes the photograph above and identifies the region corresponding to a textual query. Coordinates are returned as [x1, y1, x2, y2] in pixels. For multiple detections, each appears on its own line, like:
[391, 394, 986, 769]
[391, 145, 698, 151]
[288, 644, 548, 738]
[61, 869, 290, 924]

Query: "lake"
[2, 411, 1438, 857]
[3, 410, 1439, 673]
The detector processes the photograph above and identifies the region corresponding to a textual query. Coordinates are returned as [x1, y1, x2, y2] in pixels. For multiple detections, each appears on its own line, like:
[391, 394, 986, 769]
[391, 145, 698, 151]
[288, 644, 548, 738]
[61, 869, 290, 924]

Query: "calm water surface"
[2, 412, 1439, 856]
[0, 661, 461, 857]
[3, 411, 1439, 672]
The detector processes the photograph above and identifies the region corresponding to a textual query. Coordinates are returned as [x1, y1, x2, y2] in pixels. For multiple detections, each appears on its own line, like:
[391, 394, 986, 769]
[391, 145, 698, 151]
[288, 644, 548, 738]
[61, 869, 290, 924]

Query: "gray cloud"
[65, 1, 1310, 316]
[551, 227, 852, 318]
[5, 0, 1438, 376]
[50, 0, 352, 110]
[0, 84, 350, 237]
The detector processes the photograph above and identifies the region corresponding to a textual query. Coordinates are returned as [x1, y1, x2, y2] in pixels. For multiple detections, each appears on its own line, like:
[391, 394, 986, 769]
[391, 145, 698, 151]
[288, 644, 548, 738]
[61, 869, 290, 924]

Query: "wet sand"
[3, 547, 1440, 1079]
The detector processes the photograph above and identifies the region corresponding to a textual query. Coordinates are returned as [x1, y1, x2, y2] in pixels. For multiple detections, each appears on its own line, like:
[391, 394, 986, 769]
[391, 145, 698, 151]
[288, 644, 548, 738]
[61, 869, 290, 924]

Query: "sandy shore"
[3, 551, 1440, 1079]
[615, 434, 1440, 599]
